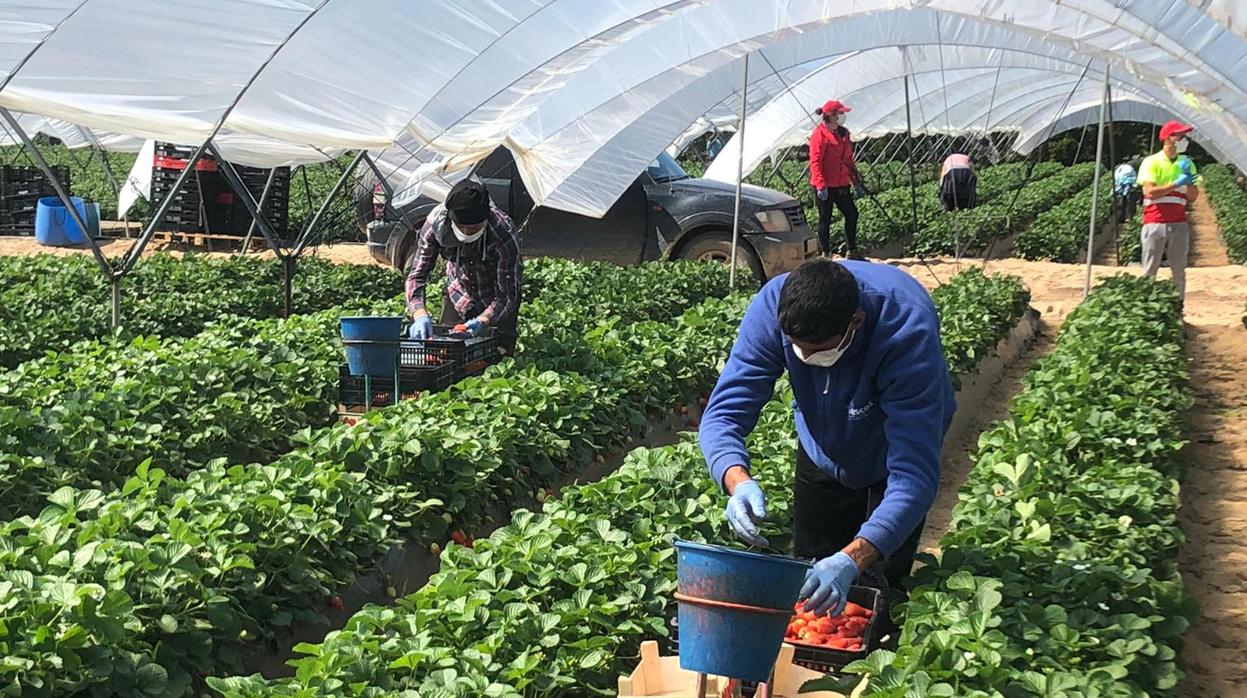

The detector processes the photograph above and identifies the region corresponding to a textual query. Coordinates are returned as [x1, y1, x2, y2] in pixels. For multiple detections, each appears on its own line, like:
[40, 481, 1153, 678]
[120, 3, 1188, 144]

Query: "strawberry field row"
[1200, 164, 1247, 264]
[832, 275, 1193, 696]
[206, 268, 1033, 697]
[0, 253, 404, 369]
[1013, 168, 1112, 262]
[0, 263, 736, 696]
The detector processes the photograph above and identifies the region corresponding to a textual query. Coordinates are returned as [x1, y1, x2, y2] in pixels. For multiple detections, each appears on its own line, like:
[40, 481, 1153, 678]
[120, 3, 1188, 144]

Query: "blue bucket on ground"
[34, 196, 88, 247]
[674, 540, 811, 682]
[340, 316, 404, 377]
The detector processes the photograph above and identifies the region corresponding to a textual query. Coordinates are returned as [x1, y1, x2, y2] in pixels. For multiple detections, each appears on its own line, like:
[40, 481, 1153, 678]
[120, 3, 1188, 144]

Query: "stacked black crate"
[0, 165, 70, 234]
[230, 165, 291, 239]
[150, 143, 231, 234]
[150, 143, 290, 238]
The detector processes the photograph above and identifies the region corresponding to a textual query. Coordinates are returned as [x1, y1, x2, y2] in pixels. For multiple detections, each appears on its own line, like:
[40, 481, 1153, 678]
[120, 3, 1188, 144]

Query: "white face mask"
[792, 328, 855, 368]
[452, 221, 485, 244]
[1175, 138, 1190, 154]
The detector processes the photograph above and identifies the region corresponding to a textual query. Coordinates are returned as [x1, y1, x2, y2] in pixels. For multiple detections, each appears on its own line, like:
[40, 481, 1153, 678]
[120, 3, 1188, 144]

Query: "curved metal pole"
[1084, 64, 1110, 297]
[730, 54, 749, 288]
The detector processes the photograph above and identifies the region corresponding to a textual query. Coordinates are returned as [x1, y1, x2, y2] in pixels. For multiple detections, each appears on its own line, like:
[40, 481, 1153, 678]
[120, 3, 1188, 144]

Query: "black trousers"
[438, 291, 519, 356]
[813, 186, 859, 254]
[939, 169, 977, 211]
[793, 444, 925, 593]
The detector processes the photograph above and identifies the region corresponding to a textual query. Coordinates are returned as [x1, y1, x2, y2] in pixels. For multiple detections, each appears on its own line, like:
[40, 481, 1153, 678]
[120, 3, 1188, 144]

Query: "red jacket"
[809, 123, 858, 189]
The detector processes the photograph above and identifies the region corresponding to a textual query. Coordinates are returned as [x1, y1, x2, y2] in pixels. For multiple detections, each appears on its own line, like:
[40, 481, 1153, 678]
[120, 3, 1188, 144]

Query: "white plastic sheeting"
[0, 1, 1240, 217]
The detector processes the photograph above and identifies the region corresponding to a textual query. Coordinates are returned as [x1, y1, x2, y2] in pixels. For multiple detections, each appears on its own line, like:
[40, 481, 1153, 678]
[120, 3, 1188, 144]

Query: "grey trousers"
[1141, 222, 1190, 298]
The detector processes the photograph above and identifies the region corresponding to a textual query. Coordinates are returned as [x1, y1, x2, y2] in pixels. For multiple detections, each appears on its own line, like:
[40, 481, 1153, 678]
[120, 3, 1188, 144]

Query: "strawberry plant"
[0, 267, 744, 695]
[0, 253, 404, 368]
[823, 275, 1194, 697]
[1013, 170, 1113, 262]
[1201, 163, 1247, 264]
[205, 268, 1032, 697]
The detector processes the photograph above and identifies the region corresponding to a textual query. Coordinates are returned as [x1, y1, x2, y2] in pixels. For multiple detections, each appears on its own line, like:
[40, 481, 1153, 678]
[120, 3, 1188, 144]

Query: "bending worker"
[700, 258, 955, 618]
[1138, 121, 1200, 301]
[406, 179, 523, 354]
[809, 100, 867, 260]
[939, 153, 977, 211]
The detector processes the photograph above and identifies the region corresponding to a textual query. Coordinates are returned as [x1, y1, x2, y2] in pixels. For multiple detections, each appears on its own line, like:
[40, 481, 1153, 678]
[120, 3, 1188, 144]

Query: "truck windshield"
[647, 152, 691, 183]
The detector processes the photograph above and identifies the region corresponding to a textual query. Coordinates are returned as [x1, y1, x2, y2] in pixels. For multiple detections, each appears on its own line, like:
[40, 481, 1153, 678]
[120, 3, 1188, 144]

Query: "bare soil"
[0, 235, 383, 266]
[1190, 190, 1230, 267]
[1179, 322, 1247, 697]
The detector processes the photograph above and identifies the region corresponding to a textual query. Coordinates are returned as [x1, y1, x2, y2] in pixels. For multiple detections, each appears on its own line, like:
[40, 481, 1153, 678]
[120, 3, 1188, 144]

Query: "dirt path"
[1179, 321, 1247, 697]
[0, 235, 383, 266]
[1189, 189, 1230, 267]
[918, 317, 1057, 555]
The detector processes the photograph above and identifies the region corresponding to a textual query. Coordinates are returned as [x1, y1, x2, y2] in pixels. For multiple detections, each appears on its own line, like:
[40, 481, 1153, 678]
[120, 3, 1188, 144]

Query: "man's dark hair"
[778, 259, 860, 343]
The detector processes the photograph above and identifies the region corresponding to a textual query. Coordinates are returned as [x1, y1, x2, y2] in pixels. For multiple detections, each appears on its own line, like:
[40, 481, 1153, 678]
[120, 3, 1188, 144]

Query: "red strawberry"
[329, 595, 344, 610]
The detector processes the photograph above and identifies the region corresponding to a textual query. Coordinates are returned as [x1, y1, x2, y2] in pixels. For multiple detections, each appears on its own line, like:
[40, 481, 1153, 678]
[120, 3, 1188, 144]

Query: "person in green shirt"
[1136, 121, 1201, 300]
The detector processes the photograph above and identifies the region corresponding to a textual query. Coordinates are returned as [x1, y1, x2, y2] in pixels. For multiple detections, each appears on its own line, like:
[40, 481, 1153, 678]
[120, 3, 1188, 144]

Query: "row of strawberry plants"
[834, 275, 1193, 696]
[1013, 170, 1113, 262]
[208, 267, 1033, 697]
[0, 284, 745, 696]
[0, 253, 405, 369]
[905, 162, 1067, 257]
[0, 259, 729, 519]
[1117, 209, 1144, 265]
[1200, 163, 1247, 264]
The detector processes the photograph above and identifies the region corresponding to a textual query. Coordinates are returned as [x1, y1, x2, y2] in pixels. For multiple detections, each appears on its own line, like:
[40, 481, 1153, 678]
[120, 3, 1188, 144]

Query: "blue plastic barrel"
[674, 540, 811, 682]
[34, 196, 88, 247]
[339, 316, 404, 377]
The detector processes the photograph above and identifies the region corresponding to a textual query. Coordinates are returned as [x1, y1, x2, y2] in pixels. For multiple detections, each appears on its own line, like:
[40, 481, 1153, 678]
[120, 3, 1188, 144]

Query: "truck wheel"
[677, 233, 764, 284]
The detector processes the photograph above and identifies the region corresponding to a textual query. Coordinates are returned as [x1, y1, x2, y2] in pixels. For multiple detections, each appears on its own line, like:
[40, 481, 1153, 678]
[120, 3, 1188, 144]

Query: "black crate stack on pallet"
[151, 143, 290, 238]
[0, 165, 70, 235]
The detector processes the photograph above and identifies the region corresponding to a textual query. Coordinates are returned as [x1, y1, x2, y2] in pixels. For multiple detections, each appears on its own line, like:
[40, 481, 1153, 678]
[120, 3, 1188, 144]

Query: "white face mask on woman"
[1175, 137, 1190, 154]
[792, 327, 855, 368]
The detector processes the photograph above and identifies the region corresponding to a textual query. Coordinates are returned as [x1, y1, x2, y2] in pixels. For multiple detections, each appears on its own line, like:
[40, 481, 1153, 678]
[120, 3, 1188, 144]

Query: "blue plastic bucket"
[340, 316, 404, 377]
[34, 196, 88, 247]
[674, 540, 811, 682]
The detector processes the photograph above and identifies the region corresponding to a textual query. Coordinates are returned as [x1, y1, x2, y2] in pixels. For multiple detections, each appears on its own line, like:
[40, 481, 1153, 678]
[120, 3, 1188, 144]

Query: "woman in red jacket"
[809, 100, 866, 259]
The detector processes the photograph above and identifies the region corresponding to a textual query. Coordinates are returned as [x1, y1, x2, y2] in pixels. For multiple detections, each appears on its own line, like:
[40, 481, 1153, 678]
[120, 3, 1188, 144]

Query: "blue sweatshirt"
[700, 261, 955, 557]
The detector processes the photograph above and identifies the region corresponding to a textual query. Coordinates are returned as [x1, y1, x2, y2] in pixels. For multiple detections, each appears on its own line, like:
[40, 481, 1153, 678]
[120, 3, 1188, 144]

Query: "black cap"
[446, 179, 490, 226]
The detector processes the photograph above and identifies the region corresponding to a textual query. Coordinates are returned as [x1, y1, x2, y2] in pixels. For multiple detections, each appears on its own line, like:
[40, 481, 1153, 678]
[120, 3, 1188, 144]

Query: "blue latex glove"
[725, 480, 768, 547]
[408, 316, 433, 340]
[1178, 156, 1195, 177]
[451, 317, 486, 338]
[816, 188, 829, 202]
[853, 182, 867, 198]
[799, 552, 858, 617]
[1173, 173, 1194, 187]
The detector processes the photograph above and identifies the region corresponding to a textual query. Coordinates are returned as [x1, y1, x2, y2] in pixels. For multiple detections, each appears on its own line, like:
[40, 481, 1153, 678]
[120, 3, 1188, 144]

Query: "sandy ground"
[917, 317, 1057, 556]
[0, 235, 384, 266]
[1178, 322, 1247, 698]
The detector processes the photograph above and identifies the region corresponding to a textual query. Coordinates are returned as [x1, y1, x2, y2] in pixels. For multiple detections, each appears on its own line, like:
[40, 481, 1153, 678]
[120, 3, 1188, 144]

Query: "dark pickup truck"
[366, 147, 817, 282]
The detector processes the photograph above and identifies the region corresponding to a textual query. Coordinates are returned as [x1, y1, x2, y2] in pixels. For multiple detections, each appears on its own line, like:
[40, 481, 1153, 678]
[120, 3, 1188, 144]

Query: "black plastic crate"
[400, 326, 501, 378]
[666, 584, 885, 678]
[338, 362, 456, 412]
[1, 165, 68, 197]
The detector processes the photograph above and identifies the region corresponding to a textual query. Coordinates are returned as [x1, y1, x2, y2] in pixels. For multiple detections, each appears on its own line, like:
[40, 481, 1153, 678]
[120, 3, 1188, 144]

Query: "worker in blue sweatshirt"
[700, 258, 955, 618]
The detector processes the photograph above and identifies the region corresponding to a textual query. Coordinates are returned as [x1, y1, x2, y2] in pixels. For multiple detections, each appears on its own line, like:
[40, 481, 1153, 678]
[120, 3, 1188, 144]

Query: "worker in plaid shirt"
[405, 179, 523, 354]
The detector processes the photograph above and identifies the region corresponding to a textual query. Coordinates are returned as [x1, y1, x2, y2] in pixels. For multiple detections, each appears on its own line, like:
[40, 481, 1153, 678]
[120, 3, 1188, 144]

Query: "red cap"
[1159, 121, 1193, 141]
[817, 99, 851, 116]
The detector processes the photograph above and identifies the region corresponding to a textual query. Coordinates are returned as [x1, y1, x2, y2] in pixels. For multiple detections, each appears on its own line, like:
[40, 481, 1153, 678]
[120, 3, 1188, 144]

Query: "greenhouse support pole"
[118, 139, 215, 275]
[1084, 64, 1110, 298]
[208, 145, 288, 255]
[110, 276, 121, 328]
[730, 53, 749, 289]
[903, 73, 920, 237]
[239, 166, 279, 254]
[292, 150, 368, 257]
[0, 107, 111, 276]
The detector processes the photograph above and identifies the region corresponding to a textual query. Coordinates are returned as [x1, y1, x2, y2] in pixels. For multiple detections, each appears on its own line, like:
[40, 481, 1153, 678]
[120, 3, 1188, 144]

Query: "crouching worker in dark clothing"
[939, 153, 977, 211]
[699, 258, 955, 621]
[405, 179, 523, 355]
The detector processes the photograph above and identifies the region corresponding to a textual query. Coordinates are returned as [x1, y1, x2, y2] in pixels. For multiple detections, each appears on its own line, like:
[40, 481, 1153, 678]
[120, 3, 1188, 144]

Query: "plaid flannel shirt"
[405, 204, 522, 325]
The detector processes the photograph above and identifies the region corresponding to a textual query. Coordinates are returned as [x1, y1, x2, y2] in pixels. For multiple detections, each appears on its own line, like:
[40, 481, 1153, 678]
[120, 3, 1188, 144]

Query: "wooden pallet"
[618, 641, 860, 698]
